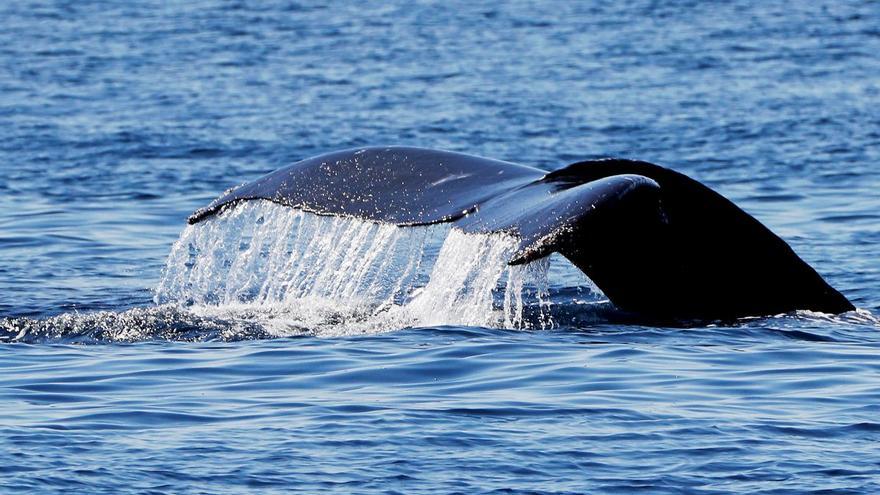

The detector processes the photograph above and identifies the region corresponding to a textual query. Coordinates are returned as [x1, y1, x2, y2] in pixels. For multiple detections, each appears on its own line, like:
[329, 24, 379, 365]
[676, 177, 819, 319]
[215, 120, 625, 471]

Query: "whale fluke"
[189, 146, 854, 321]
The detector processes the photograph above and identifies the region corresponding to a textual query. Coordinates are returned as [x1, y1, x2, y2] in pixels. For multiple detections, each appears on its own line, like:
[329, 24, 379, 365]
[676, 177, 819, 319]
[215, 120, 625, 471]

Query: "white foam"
[154, 201, 553, 336]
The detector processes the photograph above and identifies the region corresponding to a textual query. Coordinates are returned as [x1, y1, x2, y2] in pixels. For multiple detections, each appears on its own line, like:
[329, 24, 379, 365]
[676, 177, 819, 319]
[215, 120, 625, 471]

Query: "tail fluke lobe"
[531, 159, 855, 319]
[452, 174, 662, 266]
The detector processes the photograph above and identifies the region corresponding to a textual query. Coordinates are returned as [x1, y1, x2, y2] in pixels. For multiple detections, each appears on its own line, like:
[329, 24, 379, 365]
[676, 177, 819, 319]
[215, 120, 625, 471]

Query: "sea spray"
[154, 201, 553, 335]
[403, 228, 519, 328]
[155, 202, 437, 308]
[505, 257, 553, 329]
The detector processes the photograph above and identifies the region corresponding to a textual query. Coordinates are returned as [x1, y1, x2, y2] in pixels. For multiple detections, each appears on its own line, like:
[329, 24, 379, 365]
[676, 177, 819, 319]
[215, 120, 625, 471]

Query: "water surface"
[1, 1, 879, 493]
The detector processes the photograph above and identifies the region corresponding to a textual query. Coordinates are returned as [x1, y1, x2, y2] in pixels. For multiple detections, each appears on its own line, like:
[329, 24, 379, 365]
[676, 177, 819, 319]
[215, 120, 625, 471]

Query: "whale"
[189, 146, 854, 321]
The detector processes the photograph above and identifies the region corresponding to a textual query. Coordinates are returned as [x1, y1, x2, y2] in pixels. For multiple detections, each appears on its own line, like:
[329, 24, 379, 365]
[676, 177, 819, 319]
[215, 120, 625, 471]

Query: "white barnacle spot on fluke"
[429, 173, 472, 187]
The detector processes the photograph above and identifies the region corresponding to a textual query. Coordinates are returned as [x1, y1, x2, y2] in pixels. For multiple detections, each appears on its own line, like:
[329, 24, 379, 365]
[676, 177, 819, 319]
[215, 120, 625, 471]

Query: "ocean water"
[2, 0, 880, 493]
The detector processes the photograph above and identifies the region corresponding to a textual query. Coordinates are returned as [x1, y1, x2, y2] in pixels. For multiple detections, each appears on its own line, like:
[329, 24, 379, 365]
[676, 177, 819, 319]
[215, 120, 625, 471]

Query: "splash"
[3, 200, 869, 343]
[0, 306, 276, 344]
[155, 202, 435, 309]
[154, 201, 553, 336]
[403, 228, 552, 329]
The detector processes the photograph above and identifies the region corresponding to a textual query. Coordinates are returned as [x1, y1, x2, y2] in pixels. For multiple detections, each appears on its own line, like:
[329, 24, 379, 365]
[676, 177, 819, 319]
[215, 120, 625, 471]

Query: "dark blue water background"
[2, 1, 880, 493]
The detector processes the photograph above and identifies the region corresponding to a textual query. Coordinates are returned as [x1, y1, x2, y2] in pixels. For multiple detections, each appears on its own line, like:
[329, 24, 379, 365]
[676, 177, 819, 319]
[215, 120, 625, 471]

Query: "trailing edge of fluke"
[189, 146, 854, 321]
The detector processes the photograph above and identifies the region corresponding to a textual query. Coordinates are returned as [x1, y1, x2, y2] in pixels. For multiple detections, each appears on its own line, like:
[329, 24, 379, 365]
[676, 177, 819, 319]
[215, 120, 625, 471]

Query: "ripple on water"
[2, 0, 880, 493]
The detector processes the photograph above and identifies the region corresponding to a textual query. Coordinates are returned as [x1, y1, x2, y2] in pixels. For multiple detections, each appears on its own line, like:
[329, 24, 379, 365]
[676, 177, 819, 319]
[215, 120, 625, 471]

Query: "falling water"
[154, 201, 553, 336]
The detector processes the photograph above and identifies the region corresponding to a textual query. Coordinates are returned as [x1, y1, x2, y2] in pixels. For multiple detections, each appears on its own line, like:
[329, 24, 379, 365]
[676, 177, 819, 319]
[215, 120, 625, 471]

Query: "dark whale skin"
[190, 146, 854, 321]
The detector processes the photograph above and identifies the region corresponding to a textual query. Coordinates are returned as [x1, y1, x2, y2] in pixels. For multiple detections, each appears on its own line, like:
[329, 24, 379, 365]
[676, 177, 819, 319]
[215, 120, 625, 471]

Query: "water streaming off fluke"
[155, 201, 555, 336]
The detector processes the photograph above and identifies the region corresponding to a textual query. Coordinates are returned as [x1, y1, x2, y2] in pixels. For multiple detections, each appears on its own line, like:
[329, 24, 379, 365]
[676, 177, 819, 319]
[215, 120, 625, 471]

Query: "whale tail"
[504, 159, 854, 320]
[188, 147, 854, 321]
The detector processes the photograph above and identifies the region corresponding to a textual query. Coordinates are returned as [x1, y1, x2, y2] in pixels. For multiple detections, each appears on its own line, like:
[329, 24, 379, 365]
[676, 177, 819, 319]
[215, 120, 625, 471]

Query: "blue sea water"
[2, 0, 880, 493]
